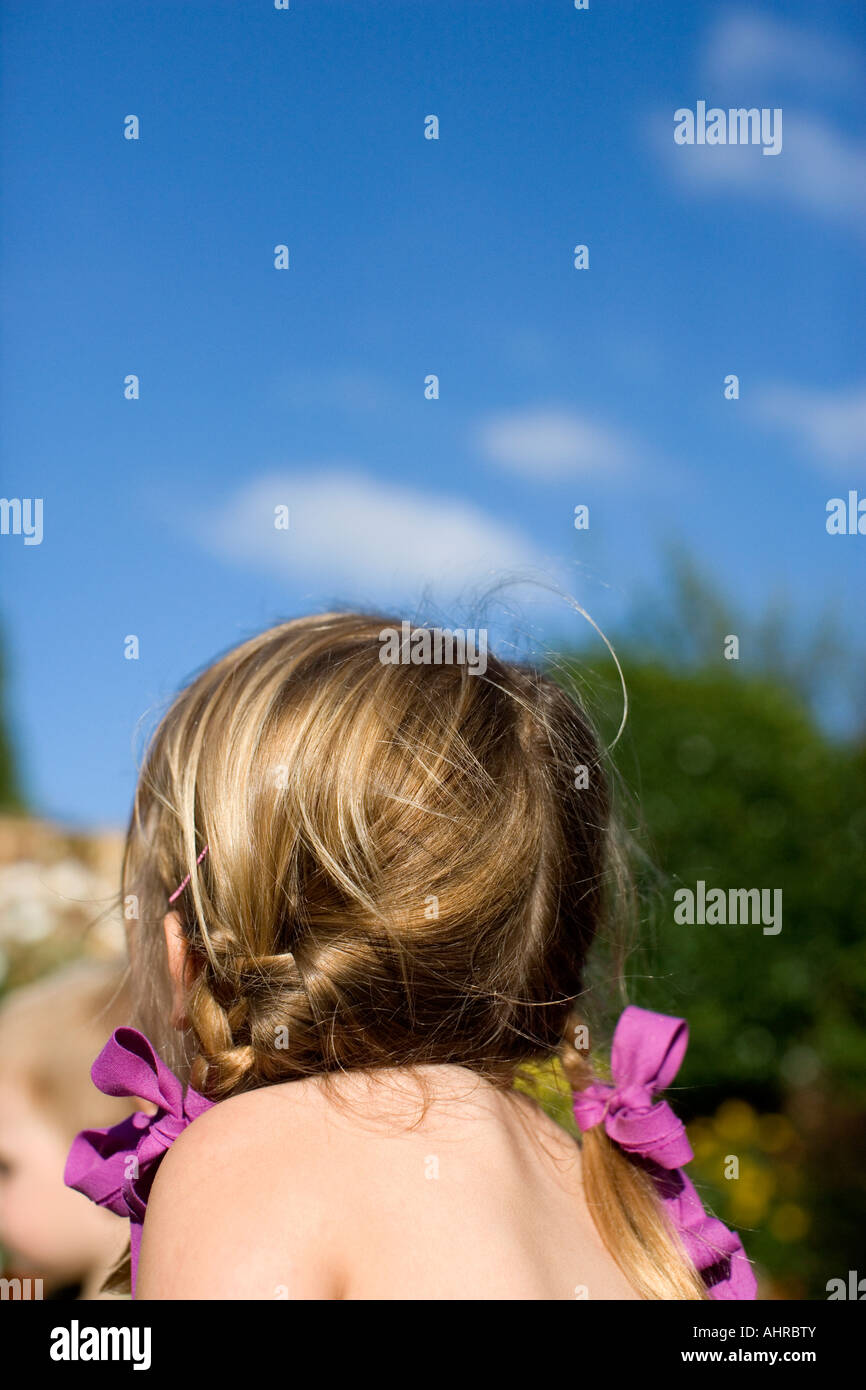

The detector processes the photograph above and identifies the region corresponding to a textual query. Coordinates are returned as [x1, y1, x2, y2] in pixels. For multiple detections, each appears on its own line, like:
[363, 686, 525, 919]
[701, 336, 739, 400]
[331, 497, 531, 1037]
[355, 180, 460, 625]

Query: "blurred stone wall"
[0, 816, 126, 995]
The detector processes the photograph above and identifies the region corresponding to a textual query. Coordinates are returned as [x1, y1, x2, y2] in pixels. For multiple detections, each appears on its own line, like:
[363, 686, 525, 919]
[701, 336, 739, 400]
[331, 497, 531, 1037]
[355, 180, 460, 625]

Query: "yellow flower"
[687, 1119, 718, 1161]
[757, 1113, 795, 1154]
[770, 1203, 810, 1242]
[713, 1098, 757, 1143]
[728, 1160, 775, 1224]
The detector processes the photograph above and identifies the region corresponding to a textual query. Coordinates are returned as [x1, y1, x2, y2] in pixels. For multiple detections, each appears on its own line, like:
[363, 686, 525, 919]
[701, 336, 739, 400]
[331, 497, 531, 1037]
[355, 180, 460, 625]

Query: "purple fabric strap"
[66, 1010, 757, 1299]
[572, 1004, 757, 1299]
[64, 1027, 213, 1296]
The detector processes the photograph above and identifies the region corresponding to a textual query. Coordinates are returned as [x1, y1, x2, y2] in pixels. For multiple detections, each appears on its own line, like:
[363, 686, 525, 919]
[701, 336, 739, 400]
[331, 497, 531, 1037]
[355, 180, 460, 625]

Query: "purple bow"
[573, 1006, 757, 1300]
[64, 1027, 213, 1296]
[66, 1014, 756, 1301]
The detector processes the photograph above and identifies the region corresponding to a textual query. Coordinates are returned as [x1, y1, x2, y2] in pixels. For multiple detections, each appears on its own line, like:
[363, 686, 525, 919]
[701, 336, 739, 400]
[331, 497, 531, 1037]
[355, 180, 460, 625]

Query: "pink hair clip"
[168, 845, 209, 904]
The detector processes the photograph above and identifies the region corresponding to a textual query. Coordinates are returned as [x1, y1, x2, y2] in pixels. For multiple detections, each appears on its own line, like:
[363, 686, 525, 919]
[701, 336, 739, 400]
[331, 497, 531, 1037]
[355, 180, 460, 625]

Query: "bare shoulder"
[135, 1079, 349, 1300]
[134, 1068, 627, 1301]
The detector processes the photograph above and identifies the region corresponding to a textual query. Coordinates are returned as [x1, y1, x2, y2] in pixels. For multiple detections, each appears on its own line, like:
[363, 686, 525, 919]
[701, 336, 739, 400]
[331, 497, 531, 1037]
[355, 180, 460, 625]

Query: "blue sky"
[1, 0, 864, 826]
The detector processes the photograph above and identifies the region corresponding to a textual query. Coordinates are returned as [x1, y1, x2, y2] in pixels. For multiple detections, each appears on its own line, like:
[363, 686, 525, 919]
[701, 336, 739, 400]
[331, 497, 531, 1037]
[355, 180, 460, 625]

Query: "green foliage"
[552, 553, 866, 1296]
[602, 659, 866, 1107]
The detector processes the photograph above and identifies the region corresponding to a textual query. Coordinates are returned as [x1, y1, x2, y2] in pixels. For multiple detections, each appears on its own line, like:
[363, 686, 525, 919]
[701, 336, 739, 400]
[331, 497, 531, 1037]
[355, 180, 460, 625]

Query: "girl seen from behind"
[66, 612, 757, 1300]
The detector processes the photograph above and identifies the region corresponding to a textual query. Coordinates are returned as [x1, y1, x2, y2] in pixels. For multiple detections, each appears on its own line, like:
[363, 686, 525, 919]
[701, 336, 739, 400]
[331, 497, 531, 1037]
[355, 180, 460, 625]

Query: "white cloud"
[753, 383, 866, 469]
[653, 108, 866, 233]
[474, 407, 638, 479]
[703, 13, 861, 88]
[651, 13, 866, 233]
[193, 466, 552, 605]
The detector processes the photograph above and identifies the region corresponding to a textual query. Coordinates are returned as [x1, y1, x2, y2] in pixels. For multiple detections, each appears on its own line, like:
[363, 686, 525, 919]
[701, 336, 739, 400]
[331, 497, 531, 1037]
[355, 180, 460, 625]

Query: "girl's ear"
[163, 911, 197, 1030]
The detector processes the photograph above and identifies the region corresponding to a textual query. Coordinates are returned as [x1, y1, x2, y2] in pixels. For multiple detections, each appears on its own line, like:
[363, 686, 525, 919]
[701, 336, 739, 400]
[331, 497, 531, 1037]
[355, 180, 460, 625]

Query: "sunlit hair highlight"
[117, 610, 708, 1299]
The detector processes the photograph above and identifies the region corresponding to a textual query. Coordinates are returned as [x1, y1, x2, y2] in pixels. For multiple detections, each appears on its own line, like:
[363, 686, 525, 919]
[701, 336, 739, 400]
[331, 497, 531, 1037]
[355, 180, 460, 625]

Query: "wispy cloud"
[653, 13, 866, 235]
[702, 12, 862, 89]
[192, 466, 552, 605]
[652, 107, 866, 234]
[473, 406, 639, 480]
[753, 383, 866, 470]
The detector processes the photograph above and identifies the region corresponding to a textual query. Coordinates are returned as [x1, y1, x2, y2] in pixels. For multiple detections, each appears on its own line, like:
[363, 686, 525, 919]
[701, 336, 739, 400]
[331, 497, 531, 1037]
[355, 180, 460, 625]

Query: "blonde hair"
[120, 611, 707, 1299]
[0, 960, 131, 1139]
